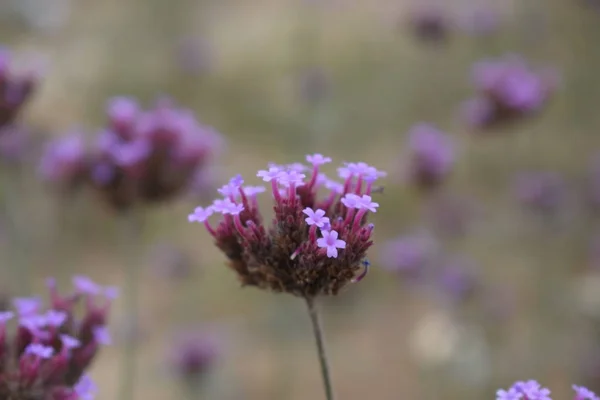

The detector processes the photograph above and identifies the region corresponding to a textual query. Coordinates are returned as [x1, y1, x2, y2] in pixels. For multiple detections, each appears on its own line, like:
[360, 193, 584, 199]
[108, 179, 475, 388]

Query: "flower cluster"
[514, 171, 566, 216]
[0, 47, 37, 129]
[405, 123, 455, 191]
[496, 380, 598, 400]
[39, 97, 223, 210]
[189, 155, 385, 297]
[407, 5, 451, 43]
[169, 330, 219, 384]
[0, 276, 115, 399]
[462, 55, 557, 130]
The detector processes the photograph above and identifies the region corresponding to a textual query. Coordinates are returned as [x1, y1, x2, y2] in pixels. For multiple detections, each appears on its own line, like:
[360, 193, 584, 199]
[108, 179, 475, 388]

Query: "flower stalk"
[306, 296, 334, 400]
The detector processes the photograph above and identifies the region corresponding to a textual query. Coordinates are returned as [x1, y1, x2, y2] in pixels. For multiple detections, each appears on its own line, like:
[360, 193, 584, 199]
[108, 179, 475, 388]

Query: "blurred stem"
[305, 297, 334, 400]
[118, 209, 144, 400]
[1, 167, 29, 295]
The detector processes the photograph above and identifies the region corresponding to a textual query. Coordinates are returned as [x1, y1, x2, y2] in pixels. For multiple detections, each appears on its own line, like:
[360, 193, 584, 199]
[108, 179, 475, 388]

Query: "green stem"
[118, 210, 144, 400]
[305, 297, 334, 400]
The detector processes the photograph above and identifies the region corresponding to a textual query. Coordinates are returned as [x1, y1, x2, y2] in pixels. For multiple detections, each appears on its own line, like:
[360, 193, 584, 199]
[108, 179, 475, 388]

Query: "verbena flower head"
[497, 380, 599, 400]
[0, 276, 115, 399]
[515, 171, 566, 216]
[406, 123, 455, 191]
[40, 97, 224, 210]
[0, 46, 37, 128]
[188, 155, 384, 297]
[463, 55, 557, 130]
[169, 330, 219, 384]
[39, 133, 87, 190]
[407, 5, 451, 43]
[573, 385, 599, 400]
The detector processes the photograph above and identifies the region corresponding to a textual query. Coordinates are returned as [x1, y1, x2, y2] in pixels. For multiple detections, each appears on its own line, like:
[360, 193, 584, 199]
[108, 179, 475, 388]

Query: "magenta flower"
[341, 193, 361, 209]
[0, 311, 14, 323]
[303, 208, 330, 228]
[317, 229, 347, 258]
[44, 309, 68, 327]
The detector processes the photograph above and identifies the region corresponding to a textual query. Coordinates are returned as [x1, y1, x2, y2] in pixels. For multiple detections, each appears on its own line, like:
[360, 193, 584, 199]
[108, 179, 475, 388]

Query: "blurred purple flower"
[406, 123, 455, 191]
[44, 97, 224, 211]
[169, 330, 219, 383]
[0, 125, 29, 162]
[380, 232, 437, 280]
[407, 5, 451, 43]
[515, 171, 567, 215]
[438, 258, 479, 303]
[0, 47, 37, 128]
[38, 133, 86, 186]
[464, 55, 557, 130]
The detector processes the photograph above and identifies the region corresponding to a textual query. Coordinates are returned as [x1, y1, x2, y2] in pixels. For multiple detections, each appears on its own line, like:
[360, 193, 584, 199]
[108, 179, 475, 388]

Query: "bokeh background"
[1, 0, 600, 398]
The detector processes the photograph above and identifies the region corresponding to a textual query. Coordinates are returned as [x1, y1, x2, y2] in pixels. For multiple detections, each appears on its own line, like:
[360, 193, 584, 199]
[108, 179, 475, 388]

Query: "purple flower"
[496, 388, 523, 400]
[465, 55, 556, 129]
[278, 170, 306, 187]
[93, 325, 112, 345]
[407, 123, 454, 189]
[44, 309, 68, 327]
[188, 206, 214, 223]
[515, 171, 566, 215]
[341, 193, 361, 209]
[170, 330, 219, 381]
[574, 385, 599, 400]
[303, 208, 330, 228]
[60, 334, 81, 350]
[0, 311, 14, 323]
[39, 133, 86, 183]
[74, 375, 98, 400]
[317, 229, 346, 258]
[306, 153, 332, 167]
[13, 297, 42, 317]
[407, 5, 451, 43]
[189, 156, 382, 297]
[73, 276, 101, 295]
[25, 343, 54, 359]
[357, 195, 379, 212]
[257, 166, 282, 182]
[107, 96, 139, 131]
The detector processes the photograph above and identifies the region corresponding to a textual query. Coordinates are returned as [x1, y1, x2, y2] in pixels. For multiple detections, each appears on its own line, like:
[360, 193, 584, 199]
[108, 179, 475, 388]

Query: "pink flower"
[317, 230, 346, 258]
[303, 208, 330, 228]
[188, 206, 214, 223]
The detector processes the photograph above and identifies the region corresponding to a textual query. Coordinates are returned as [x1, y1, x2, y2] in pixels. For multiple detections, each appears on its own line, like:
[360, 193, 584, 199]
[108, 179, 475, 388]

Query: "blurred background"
[1, 0, 600, 398]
